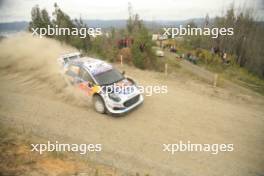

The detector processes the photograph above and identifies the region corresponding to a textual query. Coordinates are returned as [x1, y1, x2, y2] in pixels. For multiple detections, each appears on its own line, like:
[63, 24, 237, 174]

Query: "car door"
[65, 64, 81, 85]
[78, 68, 98, 96]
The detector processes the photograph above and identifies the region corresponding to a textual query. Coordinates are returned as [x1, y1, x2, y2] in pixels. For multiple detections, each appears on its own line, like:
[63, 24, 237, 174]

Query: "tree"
[204, 13, 210, 27]
[29, 3, 91, 52]
[29, 5, 51, 30]
[212, 5, 264, 77]
[131, 22, 156, 69]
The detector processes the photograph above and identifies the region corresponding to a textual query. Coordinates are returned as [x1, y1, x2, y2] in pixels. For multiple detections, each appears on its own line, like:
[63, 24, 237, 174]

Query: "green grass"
[222, 66, 264, 95]
[199, 59, 264, 95]
[156, 43, 264, 95]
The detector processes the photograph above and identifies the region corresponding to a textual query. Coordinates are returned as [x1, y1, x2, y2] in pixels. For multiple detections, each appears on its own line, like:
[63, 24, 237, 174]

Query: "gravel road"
[0, 34, 264, 176]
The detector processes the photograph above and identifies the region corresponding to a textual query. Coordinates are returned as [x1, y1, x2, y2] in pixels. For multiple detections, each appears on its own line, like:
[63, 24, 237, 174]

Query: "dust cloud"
[0, 33, 88, 106]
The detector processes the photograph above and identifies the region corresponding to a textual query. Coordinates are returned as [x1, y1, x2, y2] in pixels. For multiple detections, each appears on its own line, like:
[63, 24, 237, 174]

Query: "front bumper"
[105, 94, 144, 114]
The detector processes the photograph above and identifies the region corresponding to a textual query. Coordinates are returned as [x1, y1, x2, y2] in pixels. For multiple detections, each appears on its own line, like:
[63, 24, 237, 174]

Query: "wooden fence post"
[120, 55, 123, 66]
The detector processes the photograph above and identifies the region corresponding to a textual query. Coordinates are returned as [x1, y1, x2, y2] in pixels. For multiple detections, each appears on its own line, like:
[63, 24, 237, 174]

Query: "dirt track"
[0, 34, 264, 176]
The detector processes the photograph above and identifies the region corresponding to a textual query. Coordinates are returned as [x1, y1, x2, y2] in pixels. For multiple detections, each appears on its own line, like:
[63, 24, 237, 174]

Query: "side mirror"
[122, 70, 126, 76]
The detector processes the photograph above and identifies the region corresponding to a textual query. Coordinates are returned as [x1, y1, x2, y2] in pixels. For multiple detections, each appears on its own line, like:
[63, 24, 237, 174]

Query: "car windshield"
[63, 55, 79, 63]
[69, 55, 80, 60]
[94, 68, 124, 85]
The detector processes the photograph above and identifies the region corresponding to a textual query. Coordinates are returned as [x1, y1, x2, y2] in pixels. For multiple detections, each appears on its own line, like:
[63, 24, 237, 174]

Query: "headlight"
[108, 93, 121, 102]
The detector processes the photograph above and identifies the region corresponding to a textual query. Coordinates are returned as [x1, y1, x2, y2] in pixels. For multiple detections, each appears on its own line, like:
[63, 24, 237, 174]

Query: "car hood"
[102, 78, 140, 99]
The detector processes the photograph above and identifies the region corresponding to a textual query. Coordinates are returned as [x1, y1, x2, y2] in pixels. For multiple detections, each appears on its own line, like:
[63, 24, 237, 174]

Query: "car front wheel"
[93, 95, 106, 114]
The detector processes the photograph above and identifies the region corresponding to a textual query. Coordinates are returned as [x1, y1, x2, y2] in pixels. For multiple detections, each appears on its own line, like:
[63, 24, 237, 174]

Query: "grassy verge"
[200, 61, 264, 95]
[158, 43, 264, 95]
[0, 123, 149, 176]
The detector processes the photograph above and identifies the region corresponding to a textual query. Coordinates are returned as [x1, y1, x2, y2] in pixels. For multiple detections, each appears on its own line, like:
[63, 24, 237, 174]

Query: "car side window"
[79, 68, 94, 83]
[67, 64, 80, 77]
[64, 57, 69, 63]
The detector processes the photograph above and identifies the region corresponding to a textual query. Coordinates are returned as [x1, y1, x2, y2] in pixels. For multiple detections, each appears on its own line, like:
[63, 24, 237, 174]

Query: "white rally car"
[61, 55, 144, 115]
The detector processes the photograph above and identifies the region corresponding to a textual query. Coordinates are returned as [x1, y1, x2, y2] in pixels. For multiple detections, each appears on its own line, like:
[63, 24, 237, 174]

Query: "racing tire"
[93, 95, 106, 114]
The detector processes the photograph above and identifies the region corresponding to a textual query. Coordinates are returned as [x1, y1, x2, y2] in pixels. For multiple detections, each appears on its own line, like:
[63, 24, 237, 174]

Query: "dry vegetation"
[0, 122, 120, 176]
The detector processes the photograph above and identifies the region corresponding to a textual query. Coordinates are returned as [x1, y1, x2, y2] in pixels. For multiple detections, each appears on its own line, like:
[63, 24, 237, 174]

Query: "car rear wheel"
[93, 95, 106, 114]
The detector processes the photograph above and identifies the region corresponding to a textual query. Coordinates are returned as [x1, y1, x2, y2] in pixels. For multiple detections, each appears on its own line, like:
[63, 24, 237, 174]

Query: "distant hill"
[0, 21, 28, 32]
[0, 18, 206, 32]
[83, 19, 127, 28]
[83, 18, 206, 28]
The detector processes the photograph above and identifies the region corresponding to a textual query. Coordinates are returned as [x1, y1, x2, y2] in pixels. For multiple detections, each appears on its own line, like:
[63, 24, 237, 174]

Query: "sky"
[0, 0, 263, 22]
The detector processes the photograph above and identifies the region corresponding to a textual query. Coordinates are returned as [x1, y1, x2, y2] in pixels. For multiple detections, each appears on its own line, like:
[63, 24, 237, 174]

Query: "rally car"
[62, 56, 144, 115]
